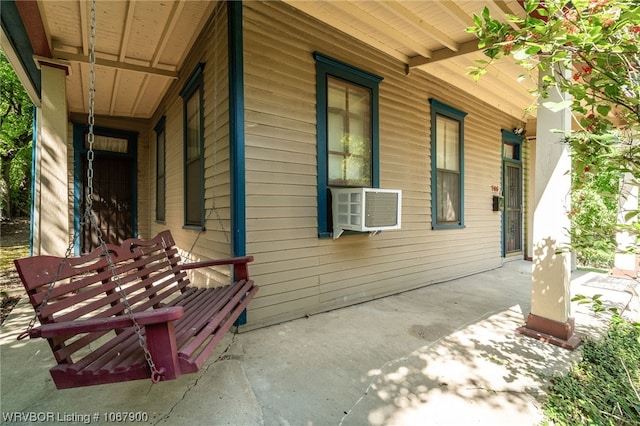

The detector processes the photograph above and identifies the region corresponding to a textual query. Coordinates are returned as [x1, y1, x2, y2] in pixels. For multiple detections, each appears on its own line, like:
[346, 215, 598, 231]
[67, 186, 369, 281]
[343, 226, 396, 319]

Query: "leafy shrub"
[543, 316, 640, 425]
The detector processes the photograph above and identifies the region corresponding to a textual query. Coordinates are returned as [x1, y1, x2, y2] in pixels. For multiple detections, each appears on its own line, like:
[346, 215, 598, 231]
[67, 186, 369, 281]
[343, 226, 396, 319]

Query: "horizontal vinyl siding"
[243, 1, 525, 328]
[146, 4, 233, 287]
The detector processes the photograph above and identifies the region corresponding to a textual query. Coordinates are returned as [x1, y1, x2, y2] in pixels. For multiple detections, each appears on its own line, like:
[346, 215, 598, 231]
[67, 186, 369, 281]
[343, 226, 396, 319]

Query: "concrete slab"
[1, 261, 635, 425]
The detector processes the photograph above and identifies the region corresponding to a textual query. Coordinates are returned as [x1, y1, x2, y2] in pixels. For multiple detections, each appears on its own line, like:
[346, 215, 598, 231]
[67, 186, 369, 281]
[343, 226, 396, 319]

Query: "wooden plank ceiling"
[32, 0, 536, 121]
[35, 0, 215, 119]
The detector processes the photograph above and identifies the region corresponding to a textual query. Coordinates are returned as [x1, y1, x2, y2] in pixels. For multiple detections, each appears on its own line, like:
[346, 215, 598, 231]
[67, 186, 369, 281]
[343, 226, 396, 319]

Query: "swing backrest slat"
[14, 231, 191, 364]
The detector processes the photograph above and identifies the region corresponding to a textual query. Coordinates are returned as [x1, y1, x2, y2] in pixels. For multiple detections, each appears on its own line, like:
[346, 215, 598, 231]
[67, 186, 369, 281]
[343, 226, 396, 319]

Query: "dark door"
[504, 162, 522, 254]
[80, 156, 135, 252]
[75, 127, 137, 254]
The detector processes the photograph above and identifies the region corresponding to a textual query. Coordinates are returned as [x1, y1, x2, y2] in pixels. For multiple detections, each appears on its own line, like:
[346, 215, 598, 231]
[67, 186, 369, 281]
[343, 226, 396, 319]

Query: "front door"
[74, 126, 137, 254]
[504, 161, 522, 254]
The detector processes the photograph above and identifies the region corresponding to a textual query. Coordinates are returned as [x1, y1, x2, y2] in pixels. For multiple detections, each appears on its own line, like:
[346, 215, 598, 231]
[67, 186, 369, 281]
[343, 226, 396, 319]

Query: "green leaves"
[467, 0, 640, 133]
[0, 48, 33, 218]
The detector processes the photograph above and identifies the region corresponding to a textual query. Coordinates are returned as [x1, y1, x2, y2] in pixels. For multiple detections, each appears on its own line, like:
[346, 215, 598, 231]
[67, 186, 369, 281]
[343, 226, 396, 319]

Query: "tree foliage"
[0, 48, 33, 219]
[468, 0, 640, 262]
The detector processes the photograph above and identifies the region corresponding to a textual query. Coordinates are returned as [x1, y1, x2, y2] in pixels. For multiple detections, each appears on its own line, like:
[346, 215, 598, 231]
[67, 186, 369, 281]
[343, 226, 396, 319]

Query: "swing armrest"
[182, 256, 254, 281]
[29, 307, 184, 339]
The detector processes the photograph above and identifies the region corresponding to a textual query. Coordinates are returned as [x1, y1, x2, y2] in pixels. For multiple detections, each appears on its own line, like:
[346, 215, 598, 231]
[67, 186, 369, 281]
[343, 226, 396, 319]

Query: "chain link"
[84, 0, 162, 381]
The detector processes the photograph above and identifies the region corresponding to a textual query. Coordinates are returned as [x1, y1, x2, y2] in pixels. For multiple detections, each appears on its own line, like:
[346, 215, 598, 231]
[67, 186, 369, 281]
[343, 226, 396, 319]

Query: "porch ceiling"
[14, 0, 536, 121]
[284, 0, 537, 121]
[20, 0, 216, 119]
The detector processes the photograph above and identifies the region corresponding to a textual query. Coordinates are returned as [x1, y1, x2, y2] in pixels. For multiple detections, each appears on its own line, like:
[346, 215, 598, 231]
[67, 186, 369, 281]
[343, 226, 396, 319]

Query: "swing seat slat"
[14, 230, 258, 389]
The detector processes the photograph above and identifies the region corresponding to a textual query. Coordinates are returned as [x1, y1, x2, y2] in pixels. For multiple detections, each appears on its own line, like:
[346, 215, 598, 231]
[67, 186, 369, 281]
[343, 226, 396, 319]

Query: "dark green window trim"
[180, 63, 205, 229]
[154, 116, 166, 223]
[314, 52, 383, 238]
[430, 98, 467, 230]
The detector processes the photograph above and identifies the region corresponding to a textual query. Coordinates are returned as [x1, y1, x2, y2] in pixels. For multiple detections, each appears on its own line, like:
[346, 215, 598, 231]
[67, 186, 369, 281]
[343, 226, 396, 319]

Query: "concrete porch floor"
[1, 260, 636, 425]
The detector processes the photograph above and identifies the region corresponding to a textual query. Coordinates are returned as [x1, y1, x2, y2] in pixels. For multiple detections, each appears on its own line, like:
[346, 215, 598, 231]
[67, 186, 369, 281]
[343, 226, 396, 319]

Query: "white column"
[33, 59, 70, 255]
[518, 66, 580, 349]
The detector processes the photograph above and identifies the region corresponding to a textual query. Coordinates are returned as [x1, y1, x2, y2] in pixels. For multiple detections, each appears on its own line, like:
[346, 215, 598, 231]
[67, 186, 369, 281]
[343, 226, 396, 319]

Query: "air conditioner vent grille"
[365, 192, 399, 227]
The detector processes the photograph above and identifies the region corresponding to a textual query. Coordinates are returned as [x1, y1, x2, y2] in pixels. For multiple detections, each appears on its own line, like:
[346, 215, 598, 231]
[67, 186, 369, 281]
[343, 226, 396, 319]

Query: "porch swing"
[13, 0, 258, 389]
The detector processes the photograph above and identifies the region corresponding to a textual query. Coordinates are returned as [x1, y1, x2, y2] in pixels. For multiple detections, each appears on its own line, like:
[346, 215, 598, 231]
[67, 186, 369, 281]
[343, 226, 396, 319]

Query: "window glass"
[430, 99, 466, 229]
[327, 76, 372, 187]
[436, 115, 460, 172]
[85, 135, 128, 153]
[180, 63, 205, 228]
[155, 121, 166, 222]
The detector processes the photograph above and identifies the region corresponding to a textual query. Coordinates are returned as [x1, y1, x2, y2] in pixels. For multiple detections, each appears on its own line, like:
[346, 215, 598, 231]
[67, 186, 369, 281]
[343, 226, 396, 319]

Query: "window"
[154, 117, 166, 222]
[328, 77, 372, 187]
[180, 63, 205, 228]
[314, 52, 383, 237]
[430, 99, 467, 229]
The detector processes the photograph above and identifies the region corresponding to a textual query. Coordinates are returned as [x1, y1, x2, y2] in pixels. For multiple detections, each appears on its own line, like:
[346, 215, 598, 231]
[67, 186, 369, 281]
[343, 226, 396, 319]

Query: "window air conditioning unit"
[330, 187, 402, 239]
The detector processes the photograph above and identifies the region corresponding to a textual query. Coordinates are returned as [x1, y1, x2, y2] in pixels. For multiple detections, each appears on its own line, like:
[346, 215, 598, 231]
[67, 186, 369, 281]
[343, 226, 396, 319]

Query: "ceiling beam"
[79, 0, 88, 56]
[119, 0, 136, 62]
[282, 1, 411, 63]
[52, 50, 178, 79]
[378, 1, 459, 52]
[14, 0, 51, 57]
[409, 39, 481, 67]
[151, 1, 185, 67]
[437, 1, 475, 28]
[330, 1, 432, 58]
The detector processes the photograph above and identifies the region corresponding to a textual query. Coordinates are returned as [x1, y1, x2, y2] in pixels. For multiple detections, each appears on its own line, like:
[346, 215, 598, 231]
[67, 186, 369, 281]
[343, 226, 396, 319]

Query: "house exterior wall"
[60, 1, 526, 330]
[146, 2, 233, 287]
[241, 1, 525, 328]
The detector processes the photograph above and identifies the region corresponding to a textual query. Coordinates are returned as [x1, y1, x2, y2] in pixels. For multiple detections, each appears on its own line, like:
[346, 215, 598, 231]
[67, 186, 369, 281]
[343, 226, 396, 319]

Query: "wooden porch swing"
[13, 1, 258, 389]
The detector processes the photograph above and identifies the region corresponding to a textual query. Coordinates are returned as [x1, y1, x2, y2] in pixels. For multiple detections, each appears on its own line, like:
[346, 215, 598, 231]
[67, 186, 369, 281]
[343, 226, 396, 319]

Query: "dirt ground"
[1, 218, 30, 324]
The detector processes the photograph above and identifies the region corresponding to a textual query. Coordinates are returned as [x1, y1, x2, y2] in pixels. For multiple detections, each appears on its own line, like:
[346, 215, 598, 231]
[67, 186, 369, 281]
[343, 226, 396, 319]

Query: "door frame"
[501, 130, 524, 257]
[73, 124, 138, 254]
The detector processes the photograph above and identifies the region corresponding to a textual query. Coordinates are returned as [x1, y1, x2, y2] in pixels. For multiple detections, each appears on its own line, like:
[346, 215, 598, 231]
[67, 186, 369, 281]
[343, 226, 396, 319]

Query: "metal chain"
[83, 0, 163, 382]
[21, 0, 163, 382]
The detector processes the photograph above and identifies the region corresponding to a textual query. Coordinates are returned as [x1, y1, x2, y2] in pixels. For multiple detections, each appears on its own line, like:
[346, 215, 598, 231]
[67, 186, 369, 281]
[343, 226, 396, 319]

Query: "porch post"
[517, 66, 581, 349]
[33, 59, 70, 256]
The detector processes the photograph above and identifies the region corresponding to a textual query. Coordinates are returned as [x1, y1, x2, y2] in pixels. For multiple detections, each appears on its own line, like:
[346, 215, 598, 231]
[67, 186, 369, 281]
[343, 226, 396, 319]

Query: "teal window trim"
[228, 1, 246, 259]
[154, 116, 166, 223]
[314, 52, 383, 238]
[180, 63, 205, 230]
[430, 98, 467, 230]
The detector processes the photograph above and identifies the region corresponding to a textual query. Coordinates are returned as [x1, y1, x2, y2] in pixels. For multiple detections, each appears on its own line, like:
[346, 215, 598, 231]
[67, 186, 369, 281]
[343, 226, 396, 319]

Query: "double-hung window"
[154, 116, 166, 222]
[315, 52, 383, 237]
[180, 63, 205, 228]
[430, 99, 466, 229]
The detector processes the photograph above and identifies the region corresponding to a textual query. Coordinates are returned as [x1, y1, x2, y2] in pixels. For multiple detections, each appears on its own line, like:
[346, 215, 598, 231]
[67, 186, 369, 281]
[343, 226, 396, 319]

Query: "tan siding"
[242, 1, 526, 328]
[143, 4, 234, 286]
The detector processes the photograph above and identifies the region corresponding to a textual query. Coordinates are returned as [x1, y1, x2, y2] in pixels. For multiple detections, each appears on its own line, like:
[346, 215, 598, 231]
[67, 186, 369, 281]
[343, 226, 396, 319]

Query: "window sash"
[436, 115, 460, 172]
[182, 75, 204, 227]
[430, 99, 466, 229]
[327, 77, 372, 187]
[436, 169, 460, 224]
